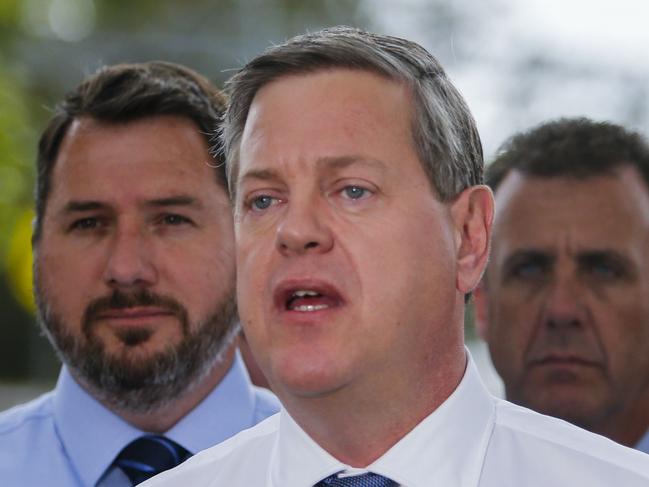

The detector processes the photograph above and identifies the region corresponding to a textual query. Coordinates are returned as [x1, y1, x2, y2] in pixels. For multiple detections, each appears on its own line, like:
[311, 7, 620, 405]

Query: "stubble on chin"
[35, 282, 239, 413]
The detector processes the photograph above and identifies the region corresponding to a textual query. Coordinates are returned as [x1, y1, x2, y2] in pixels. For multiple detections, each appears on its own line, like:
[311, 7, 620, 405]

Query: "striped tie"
[316, 472, 398, 486]
[114, 434, 192, 486]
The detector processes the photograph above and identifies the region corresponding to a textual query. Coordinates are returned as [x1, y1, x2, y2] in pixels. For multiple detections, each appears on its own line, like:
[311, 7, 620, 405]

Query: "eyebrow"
[62, 201, 106, 213]
[60, 195, 203, 214]
[315, 155, 388, 172]
[145, 196, 203, 209]
[576, 249, 636, 274]
[503, 249, 555, 263]
[576, 249, 626, 261]
[501, 249, 554, 272]
[238, 155, 388, 185]
[239, 168, 281, 185]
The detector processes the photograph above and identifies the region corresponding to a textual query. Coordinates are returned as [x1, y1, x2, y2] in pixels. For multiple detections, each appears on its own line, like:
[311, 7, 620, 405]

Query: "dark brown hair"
[487, 117, 649, 191]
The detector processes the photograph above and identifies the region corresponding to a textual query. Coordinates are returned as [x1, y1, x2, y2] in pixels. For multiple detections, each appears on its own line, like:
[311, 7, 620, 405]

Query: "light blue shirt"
[0, 353, 279, 486]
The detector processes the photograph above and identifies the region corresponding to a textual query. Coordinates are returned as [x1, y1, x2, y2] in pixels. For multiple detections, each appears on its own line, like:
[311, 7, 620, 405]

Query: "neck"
[592, 387, 649, 448]
[78, 345, 236, 433]
[282, 345, 466, 467]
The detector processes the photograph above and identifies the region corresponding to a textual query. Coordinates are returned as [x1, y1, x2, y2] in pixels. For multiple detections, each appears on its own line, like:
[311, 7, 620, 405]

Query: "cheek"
[235, 240, 269, 320]
[598, 303, 649, 366]
[169, 226, 236, 278]
[36, 252, 95, 326]
[354, 219, 456, 322]
[200, 250, 236, 291]
[487, 292, 537, 356]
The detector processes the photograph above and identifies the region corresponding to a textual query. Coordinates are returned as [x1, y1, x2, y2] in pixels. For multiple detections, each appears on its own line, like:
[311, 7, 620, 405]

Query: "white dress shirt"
[143, 354, 649, 487]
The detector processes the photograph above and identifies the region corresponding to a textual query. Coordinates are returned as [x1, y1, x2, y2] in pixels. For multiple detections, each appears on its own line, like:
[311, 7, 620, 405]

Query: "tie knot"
[114, 434, 191, 485]
[316, 472, 398, 487]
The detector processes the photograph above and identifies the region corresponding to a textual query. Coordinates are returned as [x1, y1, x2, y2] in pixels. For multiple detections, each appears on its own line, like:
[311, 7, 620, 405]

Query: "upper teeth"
[293, 290, 319, 297]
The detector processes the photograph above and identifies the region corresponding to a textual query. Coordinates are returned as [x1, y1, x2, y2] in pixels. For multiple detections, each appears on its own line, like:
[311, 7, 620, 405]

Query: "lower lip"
[530, 359, 600, 370]
[279, 304, 341, 323]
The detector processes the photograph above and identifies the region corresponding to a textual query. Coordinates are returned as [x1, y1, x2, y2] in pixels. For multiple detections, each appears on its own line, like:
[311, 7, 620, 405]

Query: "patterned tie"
[114, 434, 192, 486]
[315, 472, 398, 486]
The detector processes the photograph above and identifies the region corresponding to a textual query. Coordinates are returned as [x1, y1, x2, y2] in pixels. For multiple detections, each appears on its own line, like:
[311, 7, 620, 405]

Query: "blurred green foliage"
[0, 0, 20, 29]
[0, 56, 40, 380]
[0, 63, 35, 251]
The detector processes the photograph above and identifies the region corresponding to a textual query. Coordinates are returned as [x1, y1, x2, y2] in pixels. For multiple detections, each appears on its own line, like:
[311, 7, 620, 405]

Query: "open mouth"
[286, 290, 332, 312]
[275, 283, 344, 313]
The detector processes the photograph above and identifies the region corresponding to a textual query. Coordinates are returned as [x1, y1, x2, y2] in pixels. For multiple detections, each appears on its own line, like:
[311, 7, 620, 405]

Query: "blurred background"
[1, 0, 648, 408]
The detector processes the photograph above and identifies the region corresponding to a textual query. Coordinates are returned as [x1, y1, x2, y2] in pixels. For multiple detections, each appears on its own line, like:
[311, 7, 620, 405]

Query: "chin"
[518, 385, 604, 426]
[272, 355, 350, 399]
[534, 400, 603, 430]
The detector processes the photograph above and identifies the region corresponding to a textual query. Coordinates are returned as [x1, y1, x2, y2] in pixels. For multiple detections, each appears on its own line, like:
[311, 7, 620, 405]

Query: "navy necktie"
[114, 434, 192, 486]
[316, 472, 398, 486]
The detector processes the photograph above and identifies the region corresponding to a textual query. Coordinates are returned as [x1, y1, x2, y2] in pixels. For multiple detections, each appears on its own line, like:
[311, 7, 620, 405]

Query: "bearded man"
[0, 61, 278, 486]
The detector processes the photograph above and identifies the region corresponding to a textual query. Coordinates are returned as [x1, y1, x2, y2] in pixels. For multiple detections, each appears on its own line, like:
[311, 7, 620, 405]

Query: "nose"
[102, 225, 157, 289]
[542, 274, 587, 331]
[275, 199, 334, 256]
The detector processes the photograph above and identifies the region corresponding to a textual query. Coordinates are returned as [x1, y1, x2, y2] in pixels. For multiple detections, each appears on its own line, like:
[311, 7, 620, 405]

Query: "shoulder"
[144, 413, 280, 487]
[0, 391, 56, 437]
[484, 398, 649, 485]
[0, 391, 68, 481]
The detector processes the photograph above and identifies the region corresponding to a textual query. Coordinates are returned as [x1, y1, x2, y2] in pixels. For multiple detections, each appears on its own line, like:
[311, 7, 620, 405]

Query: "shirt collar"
[273, 350, 495, 487]
[54, 352, 257, 487]
[274, 407, 348, 486]
[164, 352, 261, 453]
[635, 428, 649, 454]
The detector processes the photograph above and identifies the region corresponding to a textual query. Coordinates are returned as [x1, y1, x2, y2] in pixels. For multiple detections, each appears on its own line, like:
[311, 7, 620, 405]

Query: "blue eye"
[251, 195, 275, 211]
[343, 186, 367, 200]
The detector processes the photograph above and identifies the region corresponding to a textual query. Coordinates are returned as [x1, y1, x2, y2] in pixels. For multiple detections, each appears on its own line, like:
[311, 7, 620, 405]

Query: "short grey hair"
[219, 26, 483, 200]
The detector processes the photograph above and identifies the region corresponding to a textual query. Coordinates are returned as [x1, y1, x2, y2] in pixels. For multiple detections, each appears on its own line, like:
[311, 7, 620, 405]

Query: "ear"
[450, 185, 494, 296]
[472, 280, 490, 341]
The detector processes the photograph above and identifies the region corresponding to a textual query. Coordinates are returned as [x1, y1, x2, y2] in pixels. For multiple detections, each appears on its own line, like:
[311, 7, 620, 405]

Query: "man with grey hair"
[475, 118, 649, 454]
[0, 61, 278, 486]
[146, 28, 649, 486]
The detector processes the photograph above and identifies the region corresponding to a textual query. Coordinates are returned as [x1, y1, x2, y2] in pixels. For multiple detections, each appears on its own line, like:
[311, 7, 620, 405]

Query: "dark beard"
[35, 284, 238, 414]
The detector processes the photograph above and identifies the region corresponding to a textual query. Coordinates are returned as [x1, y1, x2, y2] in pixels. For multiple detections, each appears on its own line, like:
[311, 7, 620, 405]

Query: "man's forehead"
[240, 68, 409, 137]
[47, 116, 228, 212]
[236, 69, 415, 186]
[239, 155, 389, 182]
[494, 168, 649, 218]
[490, 168, 649, 262]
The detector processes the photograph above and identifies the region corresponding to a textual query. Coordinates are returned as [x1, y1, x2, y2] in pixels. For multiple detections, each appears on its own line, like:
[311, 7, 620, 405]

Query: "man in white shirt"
[145, 27, 649, 487]
[473, 118, 649, 454]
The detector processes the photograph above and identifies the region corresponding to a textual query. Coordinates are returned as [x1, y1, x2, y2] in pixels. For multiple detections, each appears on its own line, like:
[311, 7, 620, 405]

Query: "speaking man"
[475, 118, 649, 453]
[146, 29, 649, 486]
[0, 61, 279, 486]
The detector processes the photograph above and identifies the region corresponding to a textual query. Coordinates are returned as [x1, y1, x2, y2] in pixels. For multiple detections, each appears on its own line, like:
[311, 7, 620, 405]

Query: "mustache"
[83, 289, 187, 328]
